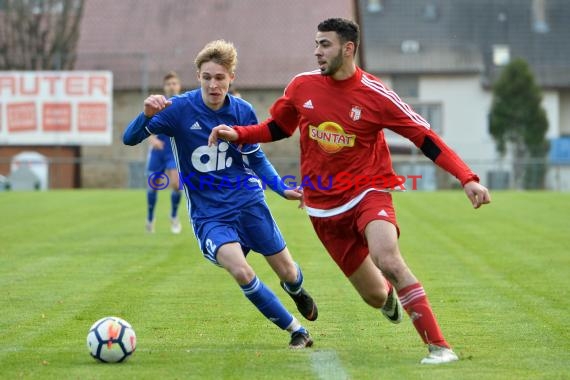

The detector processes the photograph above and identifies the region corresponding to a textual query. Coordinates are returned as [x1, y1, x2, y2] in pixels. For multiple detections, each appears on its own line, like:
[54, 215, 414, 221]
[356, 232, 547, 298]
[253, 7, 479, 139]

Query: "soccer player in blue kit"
[123, 40, 317, 349]
[145, 71, 183, 234]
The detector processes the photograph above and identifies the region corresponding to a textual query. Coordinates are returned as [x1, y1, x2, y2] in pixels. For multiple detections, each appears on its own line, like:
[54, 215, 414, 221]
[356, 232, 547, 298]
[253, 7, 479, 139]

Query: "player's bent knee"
[361, 289, 389, 309]
[278, 262, 298, 283]
[379, 257, 411, 282]
[227, 265, 256, 285]
[355, 284, 389, 308]
[265, 250, 297, 282]
[373, 251, 404, 271]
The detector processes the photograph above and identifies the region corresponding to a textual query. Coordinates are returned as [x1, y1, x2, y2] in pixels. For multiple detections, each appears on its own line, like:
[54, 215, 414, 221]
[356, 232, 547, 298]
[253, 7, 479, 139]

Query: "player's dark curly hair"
[317, 18, 360, 50]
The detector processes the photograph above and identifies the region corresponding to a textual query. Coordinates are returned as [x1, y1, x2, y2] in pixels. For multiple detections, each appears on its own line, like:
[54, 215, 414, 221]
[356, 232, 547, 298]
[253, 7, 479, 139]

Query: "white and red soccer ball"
[86, 316, 136, 363]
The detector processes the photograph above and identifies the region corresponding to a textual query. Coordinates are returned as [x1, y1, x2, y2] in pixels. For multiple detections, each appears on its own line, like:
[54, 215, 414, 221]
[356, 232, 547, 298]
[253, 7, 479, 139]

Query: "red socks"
[398, 282, 450, 348]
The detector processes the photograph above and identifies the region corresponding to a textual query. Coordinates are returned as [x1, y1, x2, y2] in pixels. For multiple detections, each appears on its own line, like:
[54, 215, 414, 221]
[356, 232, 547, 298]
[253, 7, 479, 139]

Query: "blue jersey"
[154, 133, 173, 154]
[146, 133, 176, 172]
[124, 90, 285, 223]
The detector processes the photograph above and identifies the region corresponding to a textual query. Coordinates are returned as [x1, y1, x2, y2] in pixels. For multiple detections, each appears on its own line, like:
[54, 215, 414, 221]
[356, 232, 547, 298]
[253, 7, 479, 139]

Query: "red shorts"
[309, 191, 399, 277]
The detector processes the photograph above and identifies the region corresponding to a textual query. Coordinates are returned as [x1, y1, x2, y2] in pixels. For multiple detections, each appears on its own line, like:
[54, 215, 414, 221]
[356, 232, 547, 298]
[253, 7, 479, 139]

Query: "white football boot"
[420, 344, 459, 364]
[170, 217, 182, 234]
[145, 220, 155, 233]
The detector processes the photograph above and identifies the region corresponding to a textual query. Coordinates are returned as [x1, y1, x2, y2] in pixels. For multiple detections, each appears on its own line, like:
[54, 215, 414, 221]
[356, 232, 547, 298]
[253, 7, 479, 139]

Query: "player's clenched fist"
[208, 124, 238, 146]
[143, 95, 172, 118]
[463, 181, 491, 209]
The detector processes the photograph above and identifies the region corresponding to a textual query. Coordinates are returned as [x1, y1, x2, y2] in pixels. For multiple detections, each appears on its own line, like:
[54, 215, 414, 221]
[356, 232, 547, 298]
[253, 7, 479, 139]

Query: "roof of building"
[75, 0, 353, 90]
[358, 0, 570, 87]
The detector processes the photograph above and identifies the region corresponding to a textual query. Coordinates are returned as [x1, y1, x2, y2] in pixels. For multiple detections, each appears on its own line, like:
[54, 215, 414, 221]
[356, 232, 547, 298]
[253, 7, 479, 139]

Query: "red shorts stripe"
[309, 191, 399, 277]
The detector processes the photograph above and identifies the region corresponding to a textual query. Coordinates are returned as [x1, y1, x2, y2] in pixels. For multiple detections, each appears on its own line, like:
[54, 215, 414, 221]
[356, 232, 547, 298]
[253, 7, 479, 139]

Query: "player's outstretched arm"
[283, 187, 305, 209]
[463, 181, 491, 209]
[245, 149, 303, 208]
[123, 112, 151, 146]
[209, 125, 238, 146]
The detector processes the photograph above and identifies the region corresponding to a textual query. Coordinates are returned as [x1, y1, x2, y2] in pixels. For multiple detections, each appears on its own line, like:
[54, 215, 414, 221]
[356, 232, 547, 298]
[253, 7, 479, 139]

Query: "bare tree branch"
[0, 0, 85, 70]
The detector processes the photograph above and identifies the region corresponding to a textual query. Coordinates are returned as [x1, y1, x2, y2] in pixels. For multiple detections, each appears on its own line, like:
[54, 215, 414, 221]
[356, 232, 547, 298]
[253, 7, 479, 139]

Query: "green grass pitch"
[1, 190, 569, 379]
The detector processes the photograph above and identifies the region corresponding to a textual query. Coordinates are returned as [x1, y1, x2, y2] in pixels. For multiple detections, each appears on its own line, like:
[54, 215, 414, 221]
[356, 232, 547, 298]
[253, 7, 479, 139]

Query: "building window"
[532, 0, 550, 33]
[492, 45, 510, 66]
[423, 3, 439, 21]
[367, 0, 383, 13]
[408, 103, 443, 135]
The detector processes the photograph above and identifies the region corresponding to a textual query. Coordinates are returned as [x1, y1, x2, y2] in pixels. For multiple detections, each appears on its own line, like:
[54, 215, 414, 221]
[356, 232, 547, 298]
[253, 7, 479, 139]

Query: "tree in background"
[489, 58, 549, 189]
[0, 0, 85, 70]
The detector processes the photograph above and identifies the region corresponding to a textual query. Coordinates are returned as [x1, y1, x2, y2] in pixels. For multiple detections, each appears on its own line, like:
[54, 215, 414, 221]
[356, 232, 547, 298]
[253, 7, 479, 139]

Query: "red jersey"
[234, 67, 479, 217]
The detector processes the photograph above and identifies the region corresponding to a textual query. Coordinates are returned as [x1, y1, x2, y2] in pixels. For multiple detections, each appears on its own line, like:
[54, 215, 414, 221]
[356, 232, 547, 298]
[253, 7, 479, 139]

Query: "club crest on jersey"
[309, 121, 356, 153]
[350, 105, 362, 121]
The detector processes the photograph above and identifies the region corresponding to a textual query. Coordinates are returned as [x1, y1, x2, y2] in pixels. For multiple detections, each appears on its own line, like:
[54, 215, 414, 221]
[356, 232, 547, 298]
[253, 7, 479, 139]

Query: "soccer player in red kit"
[209, 18, 491, 364]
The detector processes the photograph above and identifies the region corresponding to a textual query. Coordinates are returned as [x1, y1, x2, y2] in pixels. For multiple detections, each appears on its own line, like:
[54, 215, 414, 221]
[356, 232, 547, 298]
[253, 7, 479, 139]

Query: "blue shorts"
[147, 147, 177, 173]
[193, 201, 286, 266]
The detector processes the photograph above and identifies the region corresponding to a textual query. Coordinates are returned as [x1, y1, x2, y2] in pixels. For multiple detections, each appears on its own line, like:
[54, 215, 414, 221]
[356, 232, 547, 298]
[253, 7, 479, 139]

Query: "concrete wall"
[81, 91, 147, 188]
[419, 75, 496, 161]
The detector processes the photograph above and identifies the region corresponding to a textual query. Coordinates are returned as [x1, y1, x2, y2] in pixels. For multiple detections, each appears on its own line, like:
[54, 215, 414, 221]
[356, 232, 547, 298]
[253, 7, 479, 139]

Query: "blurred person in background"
[145, 71, 183, 234]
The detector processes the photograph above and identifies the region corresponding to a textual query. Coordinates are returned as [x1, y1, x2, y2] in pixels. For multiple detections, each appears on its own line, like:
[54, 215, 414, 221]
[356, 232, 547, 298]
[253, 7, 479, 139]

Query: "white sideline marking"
[310, 350, 350, 380]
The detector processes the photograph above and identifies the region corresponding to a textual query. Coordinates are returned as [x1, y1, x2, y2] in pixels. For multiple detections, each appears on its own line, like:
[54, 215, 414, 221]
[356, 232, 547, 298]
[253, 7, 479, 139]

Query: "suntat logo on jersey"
[309, 122, 356, 153]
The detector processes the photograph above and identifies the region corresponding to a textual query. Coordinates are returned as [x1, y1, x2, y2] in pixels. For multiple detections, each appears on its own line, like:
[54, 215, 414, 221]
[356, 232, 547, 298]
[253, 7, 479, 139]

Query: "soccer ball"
[86, 316, 136, 363]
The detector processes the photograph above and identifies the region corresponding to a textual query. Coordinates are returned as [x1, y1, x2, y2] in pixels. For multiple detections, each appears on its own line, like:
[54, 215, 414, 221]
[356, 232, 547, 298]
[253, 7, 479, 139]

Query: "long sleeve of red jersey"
[378, 93, 479, 186]
[233, 93, 300, 144]
[408, 127, 479, 186]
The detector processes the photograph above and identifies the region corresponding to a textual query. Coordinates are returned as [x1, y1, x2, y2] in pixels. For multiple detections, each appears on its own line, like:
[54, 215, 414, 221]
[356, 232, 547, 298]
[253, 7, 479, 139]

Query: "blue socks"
[148, 189, 181, 222]
[147, 189, 157, 222]
[171, 190, 181, 218]
[241, 276, 294, 330]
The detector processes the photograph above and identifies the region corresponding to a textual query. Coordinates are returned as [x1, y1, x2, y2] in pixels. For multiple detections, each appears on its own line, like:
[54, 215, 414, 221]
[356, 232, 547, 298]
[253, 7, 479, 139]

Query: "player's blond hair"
[194, 40, 238, 74]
